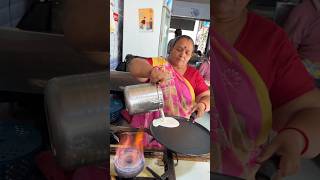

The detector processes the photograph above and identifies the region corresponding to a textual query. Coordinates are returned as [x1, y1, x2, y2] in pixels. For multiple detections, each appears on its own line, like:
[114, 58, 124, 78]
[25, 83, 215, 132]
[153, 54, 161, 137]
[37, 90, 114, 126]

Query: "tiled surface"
[176, 161, 210, 180]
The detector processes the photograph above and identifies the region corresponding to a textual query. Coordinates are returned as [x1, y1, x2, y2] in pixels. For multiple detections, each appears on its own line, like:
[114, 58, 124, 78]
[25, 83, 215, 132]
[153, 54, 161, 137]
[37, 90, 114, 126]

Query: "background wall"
[122, 0, 163, 59]
[172, 0, 210, 20]
[110, 0, 123, 70]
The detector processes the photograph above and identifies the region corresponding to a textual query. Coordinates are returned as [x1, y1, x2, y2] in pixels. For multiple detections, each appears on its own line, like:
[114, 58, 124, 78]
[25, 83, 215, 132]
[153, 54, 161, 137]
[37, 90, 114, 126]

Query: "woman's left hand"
[191, 102, 206, 120]
[149, 66, 171, 84]
[256, 129, 305, 179]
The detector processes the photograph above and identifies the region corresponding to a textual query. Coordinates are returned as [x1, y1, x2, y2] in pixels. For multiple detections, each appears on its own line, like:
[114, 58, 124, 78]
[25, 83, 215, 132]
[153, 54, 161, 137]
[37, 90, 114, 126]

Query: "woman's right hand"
[191, 102, 206, 120]
[256, 129, 305, 179]
[149, 66, 171, 84]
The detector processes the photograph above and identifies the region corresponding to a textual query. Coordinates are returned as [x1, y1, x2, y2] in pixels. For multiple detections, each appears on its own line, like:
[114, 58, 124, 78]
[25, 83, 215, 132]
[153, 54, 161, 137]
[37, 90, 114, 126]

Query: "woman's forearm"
[286, 108, 320, 158]
[128, 58, 153, 81]
[196, 91, 210, 112]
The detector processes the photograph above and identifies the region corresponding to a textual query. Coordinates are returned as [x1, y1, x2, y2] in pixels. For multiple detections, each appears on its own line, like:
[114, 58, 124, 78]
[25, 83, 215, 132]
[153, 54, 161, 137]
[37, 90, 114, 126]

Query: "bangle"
[199, 102, 207, 111]
[278, 127, 309, 155]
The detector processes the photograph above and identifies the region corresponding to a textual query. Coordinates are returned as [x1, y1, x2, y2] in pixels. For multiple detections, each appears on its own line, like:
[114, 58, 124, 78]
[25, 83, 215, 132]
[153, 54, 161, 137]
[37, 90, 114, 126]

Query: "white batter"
[152, 117, 180, 128]
[152, 109, 180, 128]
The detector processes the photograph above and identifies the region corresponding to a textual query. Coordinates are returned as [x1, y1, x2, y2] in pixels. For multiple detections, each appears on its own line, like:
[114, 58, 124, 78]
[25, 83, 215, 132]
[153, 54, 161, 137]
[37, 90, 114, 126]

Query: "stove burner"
[114, 147, 145, 178]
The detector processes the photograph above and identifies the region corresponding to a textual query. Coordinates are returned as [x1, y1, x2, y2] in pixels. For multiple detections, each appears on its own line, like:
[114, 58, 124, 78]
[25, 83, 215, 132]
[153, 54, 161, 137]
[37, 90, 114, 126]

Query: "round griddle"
[149, 116, 210, 155]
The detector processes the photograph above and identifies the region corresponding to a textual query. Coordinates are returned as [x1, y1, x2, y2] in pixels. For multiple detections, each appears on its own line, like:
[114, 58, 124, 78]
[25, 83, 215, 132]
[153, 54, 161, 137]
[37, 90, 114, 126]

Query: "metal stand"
[146, 148, 176, 180]
[163, 149, 176, 180]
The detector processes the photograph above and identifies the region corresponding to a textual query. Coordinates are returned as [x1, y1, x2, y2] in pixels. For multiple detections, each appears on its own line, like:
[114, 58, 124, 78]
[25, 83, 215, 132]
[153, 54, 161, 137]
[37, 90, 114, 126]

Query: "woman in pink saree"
[128, 35, 210, 148]
[211, 29, 272, 179]
[211, 1, 320, 179]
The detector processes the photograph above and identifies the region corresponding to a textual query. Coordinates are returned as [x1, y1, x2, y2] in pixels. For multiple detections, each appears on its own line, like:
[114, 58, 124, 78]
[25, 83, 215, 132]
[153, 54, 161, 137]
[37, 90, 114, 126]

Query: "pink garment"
[211, 29, 272, 178]
[130, 112, 164, 149]
[199, 59, 210, 81]
[283, 0, 320, 63]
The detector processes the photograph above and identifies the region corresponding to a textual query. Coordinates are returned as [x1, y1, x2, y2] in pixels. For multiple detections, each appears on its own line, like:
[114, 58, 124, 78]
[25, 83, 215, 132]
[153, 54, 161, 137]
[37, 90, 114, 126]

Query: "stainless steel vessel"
[124, 83, 164, 115]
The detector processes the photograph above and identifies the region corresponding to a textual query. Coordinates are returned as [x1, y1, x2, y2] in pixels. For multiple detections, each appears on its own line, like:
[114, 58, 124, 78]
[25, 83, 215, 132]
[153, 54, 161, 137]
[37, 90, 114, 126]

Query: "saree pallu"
[211, 30, 273, 178]
[130, 57, 195, 148]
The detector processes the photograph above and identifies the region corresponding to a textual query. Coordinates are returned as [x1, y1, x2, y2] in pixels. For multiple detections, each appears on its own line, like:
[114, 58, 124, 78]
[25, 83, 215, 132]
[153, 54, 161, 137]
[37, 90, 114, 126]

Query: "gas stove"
[110, 125, 210, 180]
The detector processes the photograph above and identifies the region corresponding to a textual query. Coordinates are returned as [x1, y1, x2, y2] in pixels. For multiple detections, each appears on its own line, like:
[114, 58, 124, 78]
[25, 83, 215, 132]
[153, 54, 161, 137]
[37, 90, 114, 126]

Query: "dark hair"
[196, 50, 202, 56]
[175, 29, 182, 37]
[169, 35, 195, 53]
[194, 44, 199, 52]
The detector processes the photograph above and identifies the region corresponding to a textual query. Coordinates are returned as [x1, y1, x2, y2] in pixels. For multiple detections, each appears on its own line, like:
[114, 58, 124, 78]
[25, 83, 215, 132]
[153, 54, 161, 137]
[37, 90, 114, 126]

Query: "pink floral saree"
[211, 30, 273, 178]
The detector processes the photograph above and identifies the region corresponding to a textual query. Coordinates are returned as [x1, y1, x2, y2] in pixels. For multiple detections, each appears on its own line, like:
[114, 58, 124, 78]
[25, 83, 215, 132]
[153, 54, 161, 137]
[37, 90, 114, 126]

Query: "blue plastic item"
[110, 95, 124, 123]
[0, 121, 42, 180]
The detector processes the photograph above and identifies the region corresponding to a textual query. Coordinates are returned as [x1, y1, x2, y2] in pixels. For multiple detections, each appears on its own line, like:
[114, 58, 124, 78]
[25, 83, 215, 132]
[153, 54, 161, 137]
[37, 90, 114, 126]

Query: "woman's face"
[168, 38, 194, 69]
[212, 0, 250, 22]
